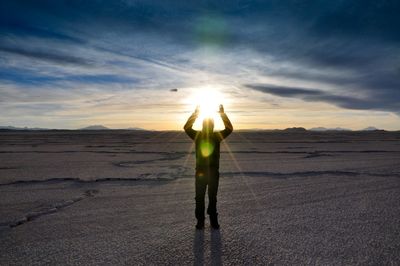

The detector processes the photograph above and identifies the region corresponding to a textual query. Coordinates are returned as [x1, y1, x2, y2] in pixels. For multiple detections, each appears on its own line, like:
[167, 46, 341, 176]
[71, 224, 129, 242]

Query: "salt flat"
[0, 130, 399, 265]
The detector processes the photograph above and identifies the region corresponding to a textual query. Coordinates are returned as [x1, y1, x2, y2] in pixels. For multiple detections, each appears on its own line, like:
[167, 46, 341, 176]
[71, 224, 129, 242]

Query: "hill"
[79, 125, 110, 130]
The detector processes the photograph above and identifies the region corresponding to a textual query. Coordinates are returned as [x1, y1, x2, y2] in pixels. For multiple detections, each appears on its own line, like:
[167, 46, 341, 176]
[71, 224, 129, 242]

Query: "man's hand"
[219, 104, 224, 114]
[184, 105, 200, 139]
[193, 105, 200, 117]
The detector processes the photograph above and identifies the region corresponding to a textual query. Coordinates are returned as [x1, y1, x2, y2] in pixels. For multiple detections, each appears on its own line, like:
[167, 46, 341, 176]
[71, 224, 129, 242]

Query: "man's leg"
[207, 170, 220, 229]
[195, 170, 207, 228]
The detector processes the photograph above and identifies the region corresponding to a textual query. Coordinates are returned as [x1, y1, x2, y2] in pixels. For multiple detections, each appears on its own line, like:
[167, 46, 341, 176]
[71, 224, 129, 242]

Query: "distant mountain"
[79, 125, 110, 130]
[79, 125, 148, 130]
[125, 127, 146, 130]
[236, 128, 278, 131]
[0, 126, 23, 130]
[361, 126, 381, 131]
[309, 127, 352, 131]
[283, 127, 307, 132]
[1, 125, 148, 131]
[0, 125, 50, 130]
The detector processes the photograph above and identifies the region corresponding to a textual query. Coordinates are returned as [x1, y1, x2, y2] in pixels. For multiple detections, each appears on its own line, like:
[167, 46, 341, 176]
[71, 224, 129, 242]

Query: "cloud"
[0, 46, 93, 66]
[245, 84, 400, 113]
[0, 0, 400, 128]
[0, 67, 136, 85]
[0, 20, 84, 44]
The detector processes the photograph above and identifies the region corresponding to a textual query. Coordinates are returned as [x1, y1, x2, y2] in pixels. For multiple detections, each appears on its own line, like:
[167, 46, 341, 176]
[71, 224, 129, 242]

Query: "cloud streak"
[0, 46, 93, 66]
[245, 84, 400, 112]
[0, 0, 399, 129]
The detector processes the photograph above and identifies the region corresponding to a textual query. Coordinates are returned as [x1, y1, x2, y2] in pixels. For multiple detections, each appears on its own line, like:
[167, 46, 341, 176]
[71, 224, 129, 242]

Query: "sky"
[1, 0, 400, 130]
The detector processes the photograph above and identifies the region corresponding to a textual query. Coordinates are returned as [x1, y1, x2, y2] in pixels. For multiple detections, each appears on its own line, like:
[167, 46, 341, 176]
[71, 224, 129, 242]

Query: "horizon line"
[0, 125, 397, 132]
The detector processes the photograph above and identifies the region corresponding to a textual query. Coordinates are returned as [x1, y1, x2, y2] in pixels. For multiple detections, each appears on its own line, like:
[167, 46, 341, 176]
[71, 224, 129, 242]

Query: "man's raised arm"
[184, 106, 199, 140]
[218, 105, 233, 140]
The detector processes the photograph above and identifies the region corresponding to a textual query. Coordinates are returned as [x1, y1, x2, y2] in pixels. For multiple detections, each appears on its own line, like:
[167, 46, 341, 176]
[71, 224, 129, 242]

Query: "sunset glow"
[184, 86, 229, 130]
[1, 1, 399, 130]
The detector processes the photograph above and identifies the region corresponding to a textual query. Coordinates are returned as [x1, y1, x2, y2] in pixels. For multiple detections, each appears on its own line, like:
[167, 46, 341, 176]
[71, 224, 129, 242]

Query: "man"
[184, 104, 233, 229]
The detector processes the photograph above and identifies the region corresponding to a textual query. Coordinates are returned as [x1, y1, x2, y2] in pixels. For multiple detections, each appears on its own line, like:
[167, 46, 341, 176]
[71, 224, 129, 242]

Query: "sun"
[184, 86, 227, 130]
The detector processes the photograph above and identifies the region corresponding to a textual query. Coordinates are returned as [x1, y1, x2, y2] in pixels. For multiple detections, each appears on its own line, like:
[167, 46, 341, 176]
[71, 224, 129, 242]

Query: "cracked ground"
[1, 130, 400, 265]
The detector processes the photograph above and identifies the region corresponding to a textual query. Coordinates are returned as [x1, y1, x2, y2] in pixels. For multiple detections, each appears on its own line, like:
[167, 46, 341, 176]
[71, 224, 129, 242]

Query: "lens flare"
[183, 85, 230, 130]
[198, 89, 220, 118]
[189, 87, 221, 119]
[200, 140, 214, 157]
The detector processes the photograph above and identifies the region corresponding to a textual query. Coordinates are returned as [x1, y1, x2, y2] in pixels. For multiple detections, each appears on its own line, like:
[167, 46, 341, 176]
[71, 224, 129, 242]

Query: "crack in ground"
[0, 167, 18, 170]
[303, 152, 334, 159]
[0, 150, 399, 155]
[0, 166, 188, 187]
[0, 176, 176, 187]
[113, 154, 186, 167]
[222, 170, 400, 178]
[1, 189, 99, 229]
[1, 169, 398, 188]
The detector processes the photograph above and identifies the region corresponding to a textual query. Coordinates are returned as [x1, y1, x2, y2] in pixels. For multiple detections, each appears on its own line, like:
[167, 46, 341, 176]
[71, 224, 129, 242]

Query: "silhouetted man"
[184, 104, 233, 229]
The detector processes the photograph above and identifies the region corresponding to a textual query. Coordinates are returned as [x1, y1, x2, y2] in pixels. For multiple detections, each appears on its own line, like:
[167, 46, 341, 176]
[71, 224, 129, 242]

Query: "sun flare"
[184, 86, 228, 130]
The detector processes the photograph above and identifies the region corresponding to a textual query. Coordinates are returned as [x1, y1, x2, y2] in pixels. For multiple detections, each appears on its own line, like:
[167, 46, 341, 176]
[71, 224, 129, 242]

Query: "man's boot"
[209, 213, 220, 229]
[196, 219, 204, 229]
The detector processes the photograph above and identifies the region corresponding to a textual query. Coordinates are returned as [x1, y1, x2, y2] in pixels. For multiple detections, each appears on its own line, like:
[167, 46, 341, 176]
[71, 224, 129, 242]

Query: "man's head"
[202, 118, 214, 133]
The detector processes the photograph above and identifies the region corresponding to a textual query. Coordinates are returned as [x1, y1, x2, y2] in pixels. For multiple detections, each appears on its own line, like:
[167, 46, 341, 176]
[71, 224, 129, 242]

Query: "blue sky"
[1, 0, 400, 130]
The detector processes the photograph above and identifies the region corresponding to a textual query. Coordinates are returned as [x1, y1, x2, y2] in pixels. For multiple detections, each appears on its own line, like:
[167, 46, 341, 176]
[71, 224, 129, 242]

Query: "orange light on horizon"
[183, 85, 230, 130]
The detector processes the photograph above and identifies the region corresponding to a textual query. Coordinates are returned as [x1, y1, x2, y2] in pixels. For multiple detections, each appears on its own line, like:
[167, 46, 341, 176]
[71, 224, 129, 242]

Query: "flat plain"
[0, 130, 399, 265]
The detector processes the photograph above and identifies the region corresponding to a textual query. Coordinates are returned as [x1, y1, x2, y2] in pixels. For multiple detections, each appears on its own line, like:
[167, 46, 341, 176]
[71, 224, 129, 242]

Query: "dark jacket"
[184, 112, 233, 169]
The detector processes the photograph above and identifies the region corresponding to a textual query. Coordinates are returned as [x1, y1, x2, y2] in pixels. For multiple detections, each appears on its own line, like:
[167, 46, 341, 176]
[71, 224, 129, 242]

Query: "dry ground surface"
[0, 130, 399, 265]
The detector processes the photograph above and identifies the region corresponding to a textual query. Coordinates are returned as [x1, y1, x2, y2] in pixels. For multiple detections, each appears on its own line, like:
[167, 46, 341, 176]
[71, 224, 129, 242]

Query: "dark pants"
[195, 168, 219, 221]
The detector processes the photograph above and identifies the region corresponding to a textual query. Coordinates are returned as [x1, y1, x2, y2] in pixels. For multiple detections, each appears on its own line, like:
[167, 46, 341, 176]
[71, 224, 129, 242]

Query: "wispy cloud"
[0, 1, 399, 129]
[0, 46, 93, 66]
[0, 67, 136, 86]
[245, 84, 400, 113]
